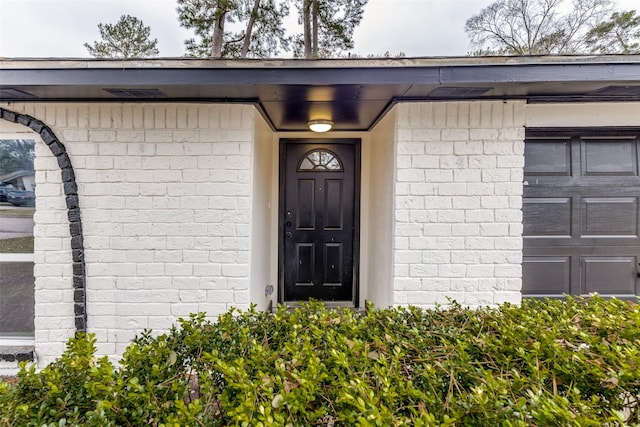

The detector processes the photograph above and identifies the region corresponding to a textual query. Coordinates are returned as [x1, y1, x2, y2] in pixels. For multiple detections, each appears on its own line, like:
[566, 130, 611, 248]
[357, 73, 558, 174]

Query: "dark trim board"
[526, 127, 640, 137]
[3, 61, 640, 87]
[278, 138, 361, 307]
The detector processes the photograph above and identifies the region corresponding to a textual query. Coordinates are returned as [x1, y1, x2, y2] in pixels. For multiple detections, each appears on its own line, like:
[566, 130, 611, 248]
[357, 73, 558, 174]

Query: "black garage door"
[523, 129, 640, 298]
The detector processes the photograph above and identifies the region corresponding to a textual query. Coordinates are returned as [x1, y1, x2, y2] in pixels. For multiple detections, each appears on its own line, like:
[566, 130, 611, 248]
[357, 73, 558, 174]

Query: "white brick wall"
[4, 99, 527, 365]
[7, 103, 256, 364]
[4, 97, 637, 370]
[393, 102, 525, 308]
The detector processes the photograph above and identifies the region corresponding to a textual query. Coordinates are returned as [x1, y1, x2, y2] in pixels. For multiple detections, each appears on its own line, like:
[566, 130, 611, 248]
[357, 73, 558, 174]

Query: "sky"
[0, 0, 637, 58]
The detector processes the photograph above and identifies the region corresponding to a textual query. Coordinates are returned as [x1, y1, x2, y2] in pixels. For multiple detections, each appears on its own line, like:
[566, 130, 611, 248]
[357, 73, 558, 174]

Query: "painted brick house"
[0, 56, 639, 368]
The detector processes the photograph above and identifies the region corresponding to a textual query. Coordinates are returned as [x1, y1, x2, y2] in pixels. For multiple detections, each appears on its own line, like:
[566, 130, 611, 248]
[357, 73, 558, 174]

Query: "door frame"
[278, 138, 361, 307]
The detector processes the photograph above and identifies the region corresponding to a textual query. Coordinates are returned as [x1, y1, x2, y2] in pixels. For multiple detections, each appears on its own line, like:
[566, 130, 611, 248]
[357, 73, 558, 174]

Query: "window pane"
[0, 140, 35, 254]
[0, 262, 35, 336]
[326, 158, 340, 170]
[0, 139, 35, 338]
[0, 201, 35, 254]
[298, 149, 343, 171]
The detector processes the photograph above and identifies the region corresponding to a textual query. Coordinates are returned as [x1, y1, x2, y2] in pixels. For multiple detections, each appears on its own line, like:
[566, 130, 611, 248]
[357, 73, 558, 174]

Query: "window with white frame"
[0, 139, 35, 339]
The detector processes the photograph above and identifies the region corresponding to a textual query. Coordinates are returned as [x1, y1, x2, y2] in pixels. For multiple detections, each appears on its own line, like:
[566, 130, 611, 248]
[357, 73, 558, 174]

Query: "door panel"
[522, 197, 572, 237]
[581, 197, 638, 237]
[524, 131, 640, 298]
[296, 180, 315, 229]
[324, 180, 344, 229]
[296, 243, 315, 284]
[522, 256, 571, 295]
[582, 256, 637, 295]
[324, 243, 343, 285]
[280, 140, 360, 304]
[582, 140, 637, 176]
[524, 140, 571, 175]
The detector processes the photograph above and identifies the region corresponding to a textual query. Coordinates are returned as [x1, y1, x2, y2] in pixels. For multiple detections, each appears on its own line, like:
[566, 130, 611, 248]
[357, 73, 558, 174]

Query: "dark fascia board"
[440, 63, 640, 84]
[526, 127, 640, 137]
[528, 95, 640, 103]
[0, 67, 440, 86]
[2, 56, 640, 88]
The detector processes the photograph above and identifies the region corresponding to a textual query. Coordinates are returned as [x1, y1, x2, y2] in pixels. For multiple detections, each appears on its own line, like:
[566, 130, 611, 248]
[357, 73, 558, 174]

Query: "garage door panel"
[523, 256, 571, 295]
[582, 256, 637, 296]
[525, 237, 640, 247]
[524, 140, 571, 176]
[582, 139, 638, 177]
[523, 197, 571, 237]
[582, 197, 638, 237]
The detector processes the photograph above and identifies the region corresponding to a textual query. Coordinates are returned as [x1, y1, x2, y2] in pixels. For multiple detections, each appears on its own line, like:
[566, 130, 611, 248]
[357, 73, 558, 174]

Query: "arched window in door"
[297, 149, 343, 171]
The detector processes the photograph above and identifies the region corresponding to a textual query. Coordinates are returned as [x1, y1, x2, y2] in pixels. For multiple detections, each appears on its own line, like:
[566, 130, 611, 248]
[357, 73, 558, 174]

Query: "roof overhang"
[1, 55, 640, 132]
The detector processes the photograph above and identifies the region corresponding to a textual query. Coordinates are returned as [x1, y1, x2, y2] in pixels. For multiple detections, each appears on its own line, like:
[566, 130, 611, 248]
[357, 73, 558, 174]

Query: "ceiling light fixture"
[308, 119, 333, 133]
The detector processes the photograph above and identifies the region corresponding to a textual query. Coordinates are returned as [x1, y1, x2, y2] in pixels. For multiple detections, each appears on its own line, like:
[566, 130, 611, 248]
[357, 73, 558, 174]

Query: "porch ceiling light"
[308, 119, 333, 133]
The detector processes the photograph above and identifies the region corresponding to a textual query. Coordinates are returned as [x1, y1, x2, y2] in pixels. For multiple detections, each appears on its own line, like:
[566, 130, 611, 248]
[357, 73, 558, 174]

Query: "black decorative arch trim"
[0, 107, 86, 333]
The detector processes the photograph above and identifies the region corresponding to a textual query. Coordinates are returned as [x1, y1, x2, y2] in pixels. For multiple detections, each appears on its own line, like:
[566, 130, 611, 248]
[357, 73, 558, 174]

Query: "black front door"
[280, 139, 360, 304]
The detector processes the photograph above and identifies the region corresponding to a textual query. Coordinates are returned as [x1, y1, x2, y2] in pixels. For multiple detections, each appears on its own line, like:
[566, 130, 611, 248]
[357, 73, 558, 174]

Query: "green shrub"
[0, 333, 115, 426]
[0, 296, 638, 426]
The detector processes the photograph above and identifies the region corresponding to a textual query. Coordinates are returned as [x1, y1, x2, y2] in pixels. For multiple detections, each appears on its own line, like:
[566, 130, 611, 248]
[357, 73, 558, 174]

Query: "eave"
[2, 55, 640, 132]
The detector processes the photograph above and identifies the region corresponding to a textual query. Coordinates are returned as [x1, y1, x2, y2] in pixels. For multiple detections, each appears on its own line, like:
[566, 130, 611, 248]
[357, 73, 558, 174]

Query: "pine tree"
[177, 0, 289, 58]
[293, 0, 368, 58]
[586, 10, 640, 54]
[84, 15, 159, 58]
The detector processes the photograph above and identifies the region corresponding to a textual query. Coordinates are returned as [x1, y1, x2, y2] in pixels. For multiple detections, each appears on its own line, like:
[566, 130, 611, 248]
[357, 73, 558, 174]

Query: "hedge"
[0, 296, 638, 426]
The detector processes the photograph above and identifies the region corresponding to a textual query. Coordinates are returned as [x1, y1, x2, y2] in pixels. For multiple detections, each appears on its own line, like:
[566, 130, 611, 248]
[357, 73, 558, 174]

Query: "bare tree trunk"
[211, 10, 226, 57]
[312, 0, 318, 57]
[303, 0, 312, 58]
[241, 0, 261, 57]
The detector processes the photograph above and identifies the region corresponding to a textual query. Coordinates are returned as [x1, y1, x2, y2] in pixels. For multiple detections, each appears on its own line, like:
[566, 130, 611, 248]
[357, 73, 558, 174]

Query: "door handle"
[285, 231, 292, 238]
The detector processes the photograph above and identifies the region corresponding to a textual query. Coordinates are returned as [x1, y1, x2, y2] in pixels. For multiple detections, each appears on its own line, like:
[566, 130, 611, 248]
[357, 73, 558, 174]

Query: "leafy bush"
[0, 296, 638, 426]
